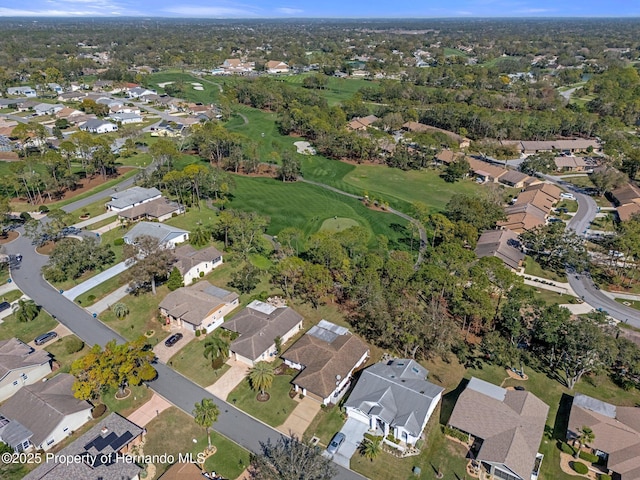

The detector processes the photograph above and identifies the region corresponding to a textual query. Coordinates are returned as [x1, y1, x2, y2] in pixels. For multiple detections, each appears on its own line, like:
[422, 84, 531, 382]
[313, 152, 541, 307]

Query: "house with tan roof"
[568, 393, 640, 480]
[519, 139, 602, 155]
[282, 320, 369, 405]
[344, 359, 444, 446]
[0, 338, 52, 402]
[118, 197, 183, 223]
[0, 373, 92, 452]
[475, 230, 525, 270]
[347, 115, 379, 131]
[223, 301, 303, 366]
[221, 59, 255, 73]
[497, 212, 546, 234]
[448, 377, 549, 480]
[468, 158, 508, 183]
[498, 170, 538, 189]
[266, 60, 290, 73]
[611, 183, 640, 222]
[554, 156, 589, 172]
[434, 149, 463, 165]
[173, 244, 223, 285]
[159, 281, 239, 333]
[526, 182, 562, 201]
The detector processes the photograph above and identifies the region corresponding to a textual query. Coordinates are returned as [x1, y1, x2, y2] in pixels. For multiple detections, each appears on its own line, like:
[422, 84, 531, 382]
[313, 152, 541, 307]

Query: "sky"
[0, 0, 638, 18]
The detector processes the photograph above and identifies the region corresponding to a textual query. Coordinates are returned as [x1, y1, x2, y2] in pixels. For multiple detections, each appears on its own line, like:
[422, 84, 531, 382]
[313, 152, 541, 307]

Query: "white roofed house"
[7, 86, 36, 97]
[173, 244, 223, 285]
[123, 221, 189, 249]
[80, 118, 118, 134]
[126, 86, 156, 99]
[344, 359, 444, 447]
[159, 281, 239, 333]
[265, 60, 290, 73]
[106, 186, 162, 212]
[33, 103, 64, 116]
[109, 112, 143, 124]
[0, 338, 52, 402]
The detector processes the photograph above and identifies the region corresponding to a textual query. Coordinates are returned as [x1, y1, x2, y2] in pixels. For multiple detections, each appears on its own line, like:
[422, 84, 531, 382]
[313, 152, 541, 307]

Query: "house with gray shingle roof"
[118, 197, 183, 223]
[223, 301, 303, 366]
[344, 358, 444, 446]
[0, 338, 52, 402]
[80, 118, 118, 134]
[23, 413, 144, 480]
[0, 373, 92, 451]
[123, 221, 189, 249]
[448, 377, 549, 480]
[173, 244, 223, 284]
[106, 186, 162, 212]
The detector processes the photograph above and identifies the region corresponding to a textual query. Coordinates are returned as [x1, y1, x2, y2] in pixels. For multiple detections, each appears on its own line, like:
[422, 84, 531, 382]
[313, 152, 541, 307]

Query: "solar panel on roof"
[85, 431, 117, 452]
[110, 431, 133, 452]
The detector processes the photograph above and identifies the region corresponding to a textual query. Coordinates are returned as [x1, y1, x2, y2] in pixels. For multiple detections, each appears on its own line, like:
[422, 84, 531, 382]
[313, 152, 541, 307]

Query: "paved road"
[3, 230, 366, 480]
[544, 175, 640, 325]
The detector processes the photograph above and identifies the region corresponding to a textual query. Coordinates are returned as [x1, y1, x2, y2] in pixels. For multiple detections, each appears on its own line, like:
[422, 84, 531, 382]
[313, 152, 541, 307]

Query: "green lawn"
[280, 74, 376, 106]
[0, 310, 58, 343]
[99, 286, 170, 345]
[615, 297, 640, 310]
[530, 287, 578, 306]
[144, 407, 250, 479]
[169, 338, 231, 387]
[101, 384, 153, 417]
[146, 71, 222, 104]
[75, 275, 125, 307]
[164, 204, 219, 231]
[523, 255, 566, 282]
[72, 197, 110, 220]
[227, 175, 410, 249]
[227, 366, 298, 427]
[1, 289, 24, 303]
[301, 155, 483, 214]
[45, 335, 88, 373]
[304, 404, 346, 446]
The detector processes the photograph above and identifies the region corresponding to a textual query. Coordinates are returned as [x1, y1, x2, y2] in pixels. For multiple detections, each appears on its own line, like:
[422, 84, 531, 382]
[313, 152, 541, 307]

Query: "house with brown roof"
[475, 230, 525, 270]
[434, 149, 462, 166]
[223, 300, 304, 366]
[347, 115, 379, 131]
[0, 373, 92, 452]
[448, 377, 549, 480]
[498, 170, 538, 189]
[514, 188, 557, 214]
[497, 212, 546, 234]
[159, 281, 239, 333]
[23, 413, 144, 480]
[553, 156, 589, 172]
[159, 462, 205, 480]
[526, 182, 562, 201]
[611, 183, 640, 222]
[118, 197, 184, 223]
[266, 60, 290, 73]
[173, 244, 223, 285]
[617, 203, 640, 222]
[468, 158, 508, 183]
[568, 393, 640, 480]
[282, 320, 369, 405]
[519, 139, 602, 155]
[0, 338, 52, 402]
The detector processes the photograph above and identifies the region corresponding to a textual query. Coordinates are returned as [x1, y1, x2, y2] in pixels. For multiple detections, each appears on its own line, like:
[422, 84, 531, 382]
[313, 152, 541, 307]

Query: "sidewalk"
[205, 359, 250, 400]
[92, 220, 121, 235]
[72, 210, 117, 229]
[62, 261, 131, 300]
[90, 285, 129, 314]
[0, 282, 18, 296]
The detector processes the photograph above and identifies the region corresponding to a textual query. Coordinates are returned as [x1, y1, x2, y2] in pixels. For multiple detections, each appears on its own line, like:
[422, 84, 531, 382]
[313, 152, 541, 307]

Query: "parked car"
[0, 301, 10, 312]
[164, 333, 183, 347]
[327, 432, 346, 455]
[35, 331, 58, 345]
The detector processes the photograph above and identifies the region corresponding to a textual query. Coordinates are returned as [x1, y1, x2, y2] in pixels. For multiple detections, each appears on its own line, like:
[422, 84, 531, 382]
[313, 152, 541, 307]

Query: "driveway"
[154, 327, 195, 363]
[27, 323, 73, 350]
[127, 393, 172, 427]
[277, 396, 321, 439]
[328, 417, 369, 468]
[206, 359, 250, 400]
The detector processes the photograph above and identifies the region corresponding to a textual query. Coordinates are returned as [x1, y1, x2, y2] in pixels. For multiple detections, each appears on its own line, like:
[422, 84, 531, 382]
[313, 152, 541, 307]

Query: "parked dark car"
[35, 331, 58, 346]
[0, 301, 10, 312]
[164, 333, 183, 347]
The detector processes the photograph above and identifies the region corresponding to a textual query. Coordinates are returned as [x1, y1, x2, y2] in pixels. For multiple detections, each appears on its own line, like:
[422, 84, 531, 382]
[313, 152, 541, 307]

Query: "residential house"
[221, 59, 255, 73]
[402, 121, 471, 148]
[519, 139, 602, 155]
[47, 83, 64, 94]
[7, 86, 37, 97]
[126, 86, 156, 99]
[0, 338, 52, 402]
[173, 244, 223, 285]
[526, 182, 562, 202]
[58, 91, 87, 102]
[106, 186, 162, 212]
[0, 135, 12, 152]
[80, 119, 118, 134]
[23, 413, 144, 480]
[475, 229, 525, 270]
[0, 373, 92, 452]
[611, 183, 640, 222]
[33, 103, 64, 116]
[266, 60, 290, 73]
[158, 462, 205, 480]
[553, 156, 589, 172]
[568, 393, 640, 480]
[617, 203, 640, 222]
[109, 112, 143, 124]
[468, 157, 508, 183]
[498, 170, 538, 189]
[344, 359, 444, 446]
[434, 149, 462, 166]
[118, 197, 183, 223]
[347, 115, 379, 131]
[448, 377, 549, 480]
[282, 320, 369, 405]
[497, 211, 547, 233]
[123, 222, 189, 249]
[159, 281, 239, 333]
[223, 300, 304, 366]
[55, 107, 83, 121]
[16, 99, 40, 112]
[149, 119, 184, 137]
[93, 80, 114, 91]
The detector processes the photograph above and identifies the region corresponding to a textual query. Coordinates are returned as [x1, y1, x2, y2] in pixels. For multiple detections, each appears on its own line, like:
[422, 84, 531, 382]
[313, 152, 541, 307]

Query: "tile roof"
[0, 373, 91, 447]
[497, 212, 546, 233]
[224, 303, 303, 361]
[0, 338, 51, 380]
[467, 158, 508, 180]
[173, 244, 223, 276]
[282, 320, 369, 399]
[475, 229, 525, 270]
[159, 281, 238, 327]
[525, 182, 562, 201]
[448, 377, 549, 480]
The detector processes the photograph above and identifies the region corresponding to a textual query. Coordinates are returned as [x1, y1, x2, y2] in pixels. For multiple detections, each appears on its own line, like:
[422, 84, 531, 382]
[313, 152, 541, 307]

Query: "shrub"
[560, 442, 576, 455]
[38, 205, 50, 213]
[113, 238, 124, 246]
[573, 462, 589, 475]
[65, 337, 85, 354]
[87, 294, 96, 303]
[199, 271, 205, 278]
[599, 475, 612, 480]
[195, 329, 201, 337]
[92, 404, 107, 418]
[443, 426, 469, 443]
[20, 212, 31, 221]
[579, 451, 600, 463]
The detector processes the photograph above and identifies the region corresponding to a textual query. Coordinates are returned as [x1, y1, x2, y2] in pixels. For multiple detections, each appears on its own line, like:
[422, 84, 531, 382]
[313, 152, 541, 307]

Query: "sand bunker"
[294, 141, 316, 155]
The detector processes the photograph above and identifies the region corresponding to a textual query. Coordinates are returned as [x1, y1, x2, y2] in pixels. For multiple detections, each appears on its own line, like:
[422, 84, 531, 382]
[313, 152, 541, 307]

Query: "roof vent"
[101, 427, 109, 435]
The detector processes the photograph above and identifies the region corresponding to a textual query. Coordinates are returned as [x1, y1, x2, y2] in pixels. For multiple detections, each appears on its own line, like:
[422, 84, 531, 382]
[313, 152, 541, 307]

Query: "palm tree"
[111, 302, 129, 319]
[248, 361, 275, 396]
[193, 398, 219, 449]
[13, 299, 39, 323]
[359, 437, 382, 461]
[203, 335, 230, 368]
[574, 426, 595, 457]
[190, 226, 210, 247]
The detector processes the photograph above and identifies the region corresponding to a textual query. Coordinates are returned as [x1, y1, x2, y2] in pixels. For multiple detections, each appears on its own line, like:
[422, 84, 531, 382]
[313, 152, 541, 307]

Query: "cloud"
[276, 7, 303, 15]
[0, 7, 112, 15]
[162, 5, 259, 17]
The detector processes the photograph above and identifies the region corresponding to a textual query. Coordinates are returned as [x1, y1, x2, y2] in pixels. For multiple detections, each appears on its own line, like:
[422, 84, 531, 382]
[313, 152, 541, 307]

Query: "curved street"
[544, 175, 640, 325]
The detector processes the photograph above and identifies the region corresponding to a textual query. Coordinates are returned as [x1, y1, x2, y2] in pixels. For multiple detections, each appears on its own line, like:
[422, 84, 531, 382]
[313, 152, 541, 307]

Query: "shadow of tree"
[439, 378, 469, 426]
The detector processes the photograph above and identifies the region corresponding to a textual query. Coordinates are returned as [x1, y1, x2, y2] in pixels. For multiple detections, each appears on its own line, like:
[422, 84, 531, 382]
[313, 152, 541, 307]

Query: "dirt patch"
[256, 392, 270, 402]
[0, 231, 19, 244]
[505, 368, 528, 381]
[35, 241, 57, 255]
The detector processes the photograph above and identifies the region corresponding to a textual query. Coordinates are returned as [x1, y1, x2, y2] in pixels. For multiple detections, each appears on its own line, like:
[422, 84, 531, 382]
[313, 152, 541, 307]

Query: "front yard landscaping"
[169, 338, 231, 387]
[304, 404, 346, 446]
[101, 384, 153, 417]
[0, 310, 58, 343]
[45, 335, 87, 373]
